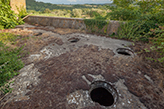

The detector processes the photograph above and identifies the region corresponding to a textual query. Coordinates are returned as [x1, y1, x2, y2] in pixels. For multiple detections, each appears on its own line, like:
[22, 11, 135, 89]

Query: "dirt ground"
[0, 24, 164, 109]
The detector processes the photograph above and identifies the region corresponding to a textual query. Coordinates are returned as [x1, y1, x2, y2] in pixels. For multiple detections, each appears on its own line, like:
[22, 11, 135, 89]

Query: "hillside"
[26, 0, 107, 11]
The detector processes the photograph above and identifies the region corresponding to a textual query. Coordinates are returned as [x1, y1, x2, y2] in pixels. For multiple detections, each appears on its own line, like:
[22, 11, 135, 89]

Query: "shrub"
[0, 32, 24, 94]
[0, 0, 24, 29]
[84, 19, 108, 34]
[144, 25, 164, 65]
[0, 41, 24, 94]
[107, 7, 140, 21]
[17, 6, 28, 18]
[0, 25, 4, 30]
[117, 21, 146, 41]
[0, 32, 18, 43]
[134, 10, 164, 33]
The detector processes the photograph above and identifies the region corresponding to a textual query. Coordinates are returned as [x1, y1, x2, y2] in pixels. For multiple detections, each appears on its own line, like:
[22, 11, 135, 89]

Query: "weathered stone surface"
[24, 16, 85, 30]
[0, 24, 163, 109]
[24, 16, 123, 35]
[107, 21, 120, 35]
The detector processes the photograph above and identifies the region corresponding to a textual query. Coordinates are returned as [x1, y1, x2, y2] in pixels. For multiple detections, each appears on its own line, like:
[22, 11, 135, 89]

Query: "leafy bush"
[107, 7, 140, 21]
[0, 0, 24, 29]
[0, 25, 4, 30]
[17, 6, 28, 18]
[0, 32, 24, 94]
[136, 0, 162, 14]
[143, 25, 164, 65]
[0, 41, 24, 94]
[145, 25, 164, 48]
[135, 10, 164, 33]
[117, 21, 146, 41]
[110, 0, 164, 42]
[84, 19, 108, 34]
[108, 0, 163, 22]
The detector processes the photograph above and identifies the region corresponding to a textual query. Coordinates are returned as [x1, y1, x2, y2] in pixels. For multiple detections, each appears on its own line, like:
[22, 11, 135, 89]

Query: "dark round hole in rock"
[89, 81, 118, 107]
[118, 51, 130, 56]
[90, 87, 114, 106]
[116, 48, 133, 56]
[68, 38, 80, 43]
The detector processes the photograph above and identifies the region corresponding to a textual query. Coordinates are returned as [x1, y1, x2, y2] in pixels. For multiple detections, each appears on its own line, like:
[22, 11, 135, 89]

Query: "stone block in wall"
[79, 21, 86, 30]
[76, 20, 84, 29]
[34, 17, 40, 25]
[68, 20, 74, 28]
[49, 18, 53, 26]
[74, 20, 79, 29]
[107, 21, 120, 35]
[62, 20, 70, 28]
[58, 20, 64, 28]
[51, 19, 59, 27]
[63, 20, 70, 28]
[72, 20, 76, 29]
[42, 17, 50, 26]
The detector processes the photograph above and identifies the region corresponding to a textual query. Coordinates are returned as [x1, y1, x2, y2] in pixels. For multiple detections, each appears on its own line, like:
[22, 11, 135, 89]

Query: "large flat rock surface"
[0, 24, 164, 109]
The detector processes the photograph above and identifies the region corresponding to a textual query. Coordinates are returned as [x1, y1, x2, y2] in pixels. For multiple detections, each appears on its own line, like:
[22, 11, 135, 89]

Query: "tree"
[111, 0, 163, 14]
[43, 8, 51, 13]
[72, 9, 82, 17]
[112, 0, 134, 8]
[136, 0, 163, 14]
[107, 0, 163, 21]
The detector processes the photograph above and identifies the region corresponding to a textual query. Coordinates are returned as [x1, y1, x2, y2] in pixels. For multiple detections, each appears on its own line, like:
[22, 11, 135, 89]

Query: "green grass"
[0, 32, 18, 43]
[0, 33, 24, 94]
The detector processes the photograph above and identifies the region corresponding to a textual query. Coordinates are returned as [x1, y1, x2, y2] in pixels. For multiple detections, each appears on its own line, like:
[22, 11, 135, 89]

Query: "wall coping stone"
[24, 15, 121, 35]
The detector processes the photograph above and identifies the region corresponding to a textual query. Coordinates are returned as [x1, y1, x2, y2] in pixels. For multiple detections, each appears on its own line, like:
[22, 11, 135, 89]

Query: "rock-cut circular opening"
[116, 48, 133, 56]
[89, 81, 118, 107]
[68, 37, 80, 43]
[90, 87, 114, 106]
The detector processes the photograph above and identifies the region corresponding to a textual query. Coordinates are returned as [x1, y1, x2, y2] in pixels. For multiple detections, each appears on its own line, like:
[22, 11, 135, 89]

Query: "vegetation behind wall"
[109, 0, 164, 67]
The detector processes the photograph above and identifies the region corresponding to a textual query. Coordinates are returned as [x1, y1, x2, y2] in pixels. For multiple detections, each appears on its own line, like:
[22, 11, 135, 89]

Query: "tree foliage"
[111, 0, 163, 13]
[107, 0, 164, 26]
[72, 9, 83, 17]
[108, 0, 164, 65]
[26, 0, 100, 11]
[113, 0, 134, 7]
[43, 8, 51, 13]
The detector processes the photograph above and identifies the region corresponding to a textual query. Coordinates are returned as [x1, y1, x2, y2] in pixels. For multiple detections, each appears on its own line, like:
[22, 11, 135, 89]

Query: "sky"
[35, 0, 113, 4]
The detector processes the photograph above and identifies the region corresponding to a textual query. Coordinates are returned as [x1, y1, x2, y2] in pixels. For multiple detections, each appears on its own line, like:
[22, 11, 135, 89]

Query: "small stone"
[138, 71, 141, 74]
[128, 101, 131, 104]
[144, 75, 153, 83]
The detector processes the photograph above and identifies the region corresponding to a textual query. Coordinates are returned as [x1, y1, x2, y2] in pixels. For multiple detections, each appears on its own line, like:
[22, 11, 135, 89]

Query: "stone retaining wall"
[24, 15, 120, 35]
